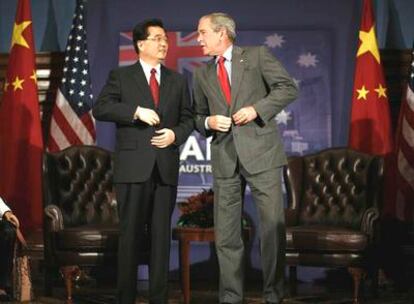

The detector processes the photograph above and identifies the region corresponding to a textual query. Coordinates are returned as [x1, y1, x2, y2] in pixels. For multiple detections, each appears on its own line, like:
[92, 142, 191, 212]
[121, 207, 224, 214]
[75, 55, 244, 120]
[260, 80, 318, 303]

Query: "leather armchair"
[42, 145, 149, 302]
[284, 147, 383, 304]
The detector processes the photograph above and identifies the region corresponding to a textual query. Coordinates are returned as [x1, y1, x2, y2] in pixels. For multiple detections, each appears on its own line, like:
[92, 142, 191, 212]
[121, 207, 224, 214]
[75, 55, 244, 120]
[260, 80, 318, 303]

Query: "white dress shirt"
[0, 196, 10, 220]
[139, 59, 161, 84]
[215, 44, 233, 85]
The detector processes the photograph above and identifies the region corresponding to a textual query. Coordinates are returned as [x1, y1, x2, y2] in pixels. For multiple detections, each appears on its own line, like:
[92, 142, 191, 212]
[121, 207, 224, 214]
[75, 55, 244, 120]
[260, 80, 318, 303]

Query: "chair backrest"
[284, 148, 383, 229]
[43, 145, 117, 227]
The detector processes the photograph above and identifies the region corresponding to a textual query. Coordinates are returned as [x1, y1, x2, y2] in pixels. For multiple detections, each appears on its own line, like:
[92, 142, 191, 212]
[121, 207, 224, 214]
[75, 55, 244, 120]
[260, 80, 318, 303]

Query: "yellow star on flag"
[12, 76, 25, 91]
[357, 26, 380, 63]
[356, 85, 369, 100]
[30, 70, 37, 84]
[11, 20, 32, 49]
[374, 84, 387, 98]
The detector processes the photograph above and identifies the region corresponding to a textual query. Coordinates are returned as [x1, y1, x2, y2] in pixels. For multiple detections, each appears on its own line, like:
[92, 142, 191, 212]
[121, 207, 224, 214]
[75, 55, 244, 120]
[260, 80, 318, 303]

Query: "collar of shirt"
[139, 59, 161, 84]
[215, 44, 233, 65]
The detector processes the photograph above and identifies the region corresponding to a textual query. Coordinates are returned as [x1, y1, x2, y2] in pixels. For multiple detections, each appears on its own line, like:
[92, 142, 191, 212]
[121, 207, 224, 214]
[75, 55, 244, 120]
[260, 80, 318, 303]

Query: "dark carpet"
[19, 281, 413, 304]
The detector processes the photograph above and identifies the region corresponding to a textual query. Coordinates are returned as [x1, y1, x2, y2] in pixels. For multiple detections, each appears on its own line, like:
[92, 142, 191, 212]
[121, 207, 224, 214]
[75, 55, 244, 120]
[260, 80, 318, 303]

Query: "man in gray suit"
[193, 13, 298, 304]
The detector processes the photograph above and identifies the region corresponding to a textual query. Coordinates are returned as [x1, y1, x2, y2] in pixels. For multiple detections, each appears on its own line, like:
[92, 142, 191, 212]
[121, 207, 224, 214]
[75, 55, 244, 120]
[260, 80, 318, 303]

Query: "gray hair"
[203, 12, 236, 42]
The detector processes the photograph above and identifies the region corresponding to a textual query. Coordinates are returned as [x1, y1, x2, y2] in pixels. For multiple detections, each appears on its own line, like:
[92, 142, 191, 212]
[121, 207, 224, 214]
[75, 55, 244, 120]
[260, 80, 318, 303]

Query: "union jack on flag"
[119, 31, 207, 73]
[48, 0, 95, 151]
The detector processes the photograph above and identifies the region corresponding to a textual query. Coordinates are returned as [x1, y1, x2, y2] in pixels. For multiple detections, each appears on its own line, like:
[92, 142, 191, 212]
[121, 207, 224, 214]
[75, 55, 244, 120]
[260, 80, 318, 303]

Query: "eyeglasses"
[146, 36, 169, 43]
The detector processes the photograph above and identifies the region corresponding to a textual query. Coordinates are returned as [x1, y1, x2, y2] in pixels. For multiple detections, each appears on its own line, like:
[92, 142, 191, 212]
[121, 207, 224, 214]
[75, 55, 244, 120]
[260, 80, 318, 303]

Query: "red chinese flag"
[348, 0, 393, 155]
[0, 0, 43, 230]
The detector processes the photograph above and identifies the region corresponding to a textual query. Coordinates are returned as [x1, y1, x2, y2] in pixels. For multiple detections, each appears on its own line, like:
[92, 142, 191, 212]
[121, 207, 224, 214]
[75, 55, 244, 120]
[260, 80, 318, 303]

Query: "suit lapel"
[230, 46, 245, 111]
[205, 47, 246, 111]
[132, 62, 154, 108]
[158, 65, 172, 113]
[206, 59, 229, 107]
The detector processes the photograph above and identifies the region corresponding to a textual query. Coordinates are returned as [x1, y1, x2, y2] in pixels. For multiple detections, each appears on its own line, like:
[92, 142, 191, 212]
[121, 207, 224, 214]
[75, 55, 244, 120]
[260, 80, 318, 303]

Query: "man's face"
[137, 26, 168, 63]
[197, 17, 222, 56]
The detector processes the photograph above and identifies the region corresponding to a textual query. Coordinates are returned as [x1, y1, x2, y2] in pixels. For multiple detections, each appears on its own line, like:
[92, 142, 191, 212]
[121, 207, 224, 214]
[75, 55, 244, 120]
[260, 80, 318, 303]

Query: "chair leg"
[348, 267, 366, 304]
[289, 266, 297, 296]
[60, 266, 80, 304]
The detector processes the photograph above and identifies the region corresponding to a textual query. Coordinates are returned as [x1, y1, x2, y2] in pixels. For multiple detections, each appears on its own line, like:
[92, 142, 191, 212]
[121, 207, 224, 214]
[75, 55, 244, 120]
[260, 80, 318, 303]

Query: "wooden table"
[172, 227, 250, 304]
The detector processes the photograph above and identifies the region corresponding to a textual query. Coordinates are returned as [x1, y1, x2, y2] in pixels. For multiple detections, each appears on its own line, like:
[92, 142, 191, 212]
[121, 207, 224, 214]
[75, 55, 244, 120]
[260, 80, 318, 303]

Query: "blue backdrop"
[84, 0, 360, 281]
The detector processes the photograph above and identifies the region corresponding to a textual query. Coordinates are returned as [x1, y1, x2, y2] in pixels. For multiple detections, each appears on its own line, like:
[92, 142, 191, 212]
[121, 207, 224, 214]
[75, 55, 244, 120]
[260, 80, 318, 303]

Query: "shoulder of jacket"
[240, 45, 264, 53]
[106, 66, 128, 77]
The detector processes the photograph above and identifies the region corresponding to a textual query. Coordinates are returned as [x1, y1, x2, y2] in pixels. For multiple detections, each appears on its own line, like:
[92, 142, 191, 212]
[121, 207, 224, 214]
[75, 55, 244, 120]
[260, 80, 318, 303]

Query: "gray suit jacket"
[193, 45, 298, 178]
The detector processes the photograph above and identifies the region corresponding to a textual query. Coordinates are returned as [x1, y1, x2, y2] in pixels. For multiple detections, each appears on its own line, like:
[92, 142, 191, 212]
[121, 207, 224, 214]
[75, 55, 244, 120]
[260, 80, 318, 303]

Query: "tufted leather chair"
[42, 145, 149, 302]
[284, 147, 383, 304]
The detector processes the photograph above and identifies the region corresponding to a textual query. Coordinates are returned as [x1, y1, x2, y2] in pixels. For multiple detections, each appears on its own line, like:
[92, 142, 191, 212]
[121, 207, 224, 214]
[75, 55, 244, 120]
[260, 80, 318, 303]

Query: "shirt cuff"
[0, 199, 11, 220]
[204, 117, 210, 130]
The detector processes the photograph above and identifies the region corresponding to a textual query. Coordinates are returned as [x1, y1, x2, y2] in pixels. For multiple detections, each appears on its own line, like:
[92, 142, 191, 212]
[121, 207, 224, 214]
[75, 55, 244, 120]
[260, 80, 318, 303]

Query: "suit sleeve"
[192, 68, 213, 138]
[171, 78, 194, 146]
[253, 46, 298, 123]
[92, 69, 137, 125]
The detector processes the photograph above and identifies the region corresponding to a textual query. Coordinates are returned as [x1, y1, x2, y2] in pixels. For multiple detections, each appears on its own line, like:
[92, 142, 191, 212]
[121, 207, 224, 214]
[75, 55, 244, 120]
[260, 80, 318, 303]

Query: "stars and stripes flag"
[348, 0, 393, 155]
[384, 44, 414, 221]
[47, 0, 95, 151]
[0, 0, 43, 230]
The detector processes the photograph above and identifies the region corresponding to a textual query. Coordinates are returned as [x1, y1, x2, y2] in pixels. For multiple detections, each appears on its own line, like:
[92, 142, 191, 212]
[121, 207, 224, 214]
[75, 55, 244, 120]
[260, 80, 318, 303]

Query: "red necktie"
[149, 68, 159, 107]
[217, 56, 231, 105]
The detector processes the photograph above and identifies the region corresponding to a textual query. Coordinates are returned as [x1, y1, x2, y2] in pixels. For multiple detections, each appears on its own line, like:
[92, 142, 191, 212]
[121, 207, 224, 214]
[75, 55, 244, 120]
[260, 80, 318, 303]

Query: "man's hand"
[134, 106, 160, 126]
[232, 106, 258, 126]
[4, 211, 19, 228]
[207, 115, 232, 132]
[151, 128, 176, 148]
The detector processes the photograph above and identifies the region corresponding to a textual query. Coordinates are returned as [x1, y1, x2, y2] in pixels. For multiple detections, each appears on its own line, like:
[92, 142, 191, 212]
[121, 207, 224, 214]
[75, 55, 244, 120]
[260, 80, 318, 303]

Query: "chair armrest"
[44, 205, 64, 232]
[360, 207, 379, 241]
[285, 209, 299, 227]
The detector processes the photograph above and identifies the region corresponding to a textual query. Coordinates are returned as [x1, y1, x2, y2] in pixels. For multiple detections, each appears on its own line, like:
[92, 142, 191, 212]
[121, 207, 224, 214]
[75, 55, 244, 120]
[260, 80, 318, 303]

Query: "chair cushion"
[286, 225, 368, 252]
[55, 225, 119, 251]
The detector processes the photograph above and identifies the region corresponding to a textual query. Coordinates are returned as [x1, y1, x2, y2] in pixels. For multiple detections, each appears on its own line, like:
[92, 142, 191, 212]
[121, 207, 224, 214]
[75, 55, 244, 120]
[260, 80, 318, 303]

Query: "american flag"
[392, 44, 414, 221]
[47, 0, 95, 151]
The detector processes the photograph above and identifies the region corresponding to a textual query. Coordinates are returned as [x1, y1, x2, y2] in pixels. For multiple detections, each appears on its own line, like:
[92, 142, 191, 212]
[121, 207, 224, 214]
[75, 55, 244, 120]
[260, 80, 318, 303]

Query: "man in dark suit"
[0, 197, 19, 302]
[93, 19, 193, 304]
[193, 13, 298, 304]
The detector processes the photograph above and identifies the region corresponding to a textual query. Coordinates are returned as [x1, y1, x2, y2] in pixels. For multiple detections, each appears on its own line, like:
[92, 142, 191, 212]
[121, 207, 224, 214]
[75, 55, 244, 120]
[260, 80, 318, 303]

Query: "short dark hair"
[132, 19, 166, 54]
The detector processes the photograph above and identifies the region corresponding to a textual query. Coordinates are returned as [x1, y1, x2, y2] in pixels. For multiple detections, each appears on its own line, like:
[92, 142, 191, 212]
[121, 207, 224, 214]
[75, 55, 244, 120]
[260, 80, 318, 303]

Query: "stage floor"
[20, 274, 414, 304]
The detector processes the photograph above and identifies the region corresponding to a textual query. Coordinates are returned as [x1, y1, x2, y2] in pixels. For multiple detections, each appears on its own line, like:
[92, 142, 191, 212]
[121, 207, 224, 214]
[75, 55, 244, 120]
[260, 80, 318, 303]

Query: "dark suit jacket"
[193, 45, 298, 178]
[93, 62, 193, 185]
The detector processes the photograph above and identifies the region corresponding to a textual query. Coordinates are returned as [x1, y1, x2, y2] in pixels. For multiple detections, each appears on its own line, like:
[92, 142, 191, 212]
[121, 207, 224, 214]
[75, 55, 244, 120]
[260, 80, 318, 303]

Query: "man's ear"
[219, 28, 226, 41]
[137, 41, 143, 52]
